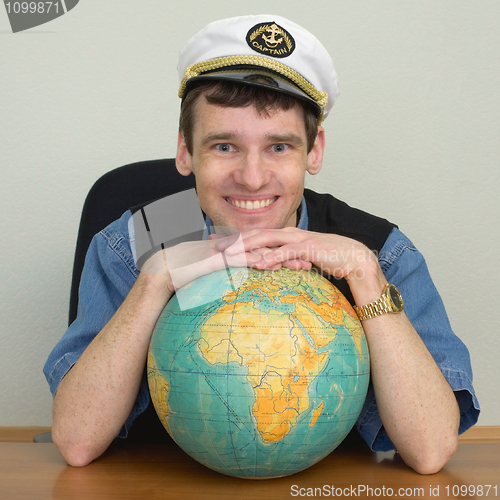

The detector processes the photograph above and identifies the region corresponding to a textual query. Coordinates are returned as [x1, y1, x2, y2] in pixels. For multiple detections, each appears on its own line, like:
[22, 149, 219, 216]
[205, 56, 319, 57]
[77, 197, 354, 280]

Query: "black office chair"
[35, 159, 195, 443]
[67, 158, 195, 326]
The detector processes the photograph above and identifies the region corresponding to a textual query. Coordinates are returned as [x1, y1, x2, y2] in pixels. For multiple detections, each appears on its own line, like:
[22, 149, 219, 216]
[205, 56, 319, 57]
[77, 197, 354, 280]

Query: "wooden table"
[1, 441, 498, 499]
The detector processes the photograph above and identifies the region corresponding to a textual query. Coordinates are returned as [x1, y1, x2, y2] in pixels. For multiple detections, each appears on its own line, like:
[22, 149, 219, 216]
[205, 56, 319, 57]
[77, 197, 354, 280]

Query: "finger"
[223, 228, 299, 255]
[282, 259, 313, 270]
[254, 244, 310, 268]
[247, 246, 277, 259]
[251, 261, 282, 271]
[225, 250, 262, 268]
[254, 257, 311, 271]
[212, 232, 239, 249]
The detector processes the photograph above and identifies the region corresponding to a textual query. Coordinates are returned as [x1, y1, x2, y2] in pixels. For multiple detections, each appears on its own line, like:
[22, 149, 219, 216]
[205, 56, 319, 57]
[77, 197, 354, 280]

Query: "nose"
[233, 151, 271, 191]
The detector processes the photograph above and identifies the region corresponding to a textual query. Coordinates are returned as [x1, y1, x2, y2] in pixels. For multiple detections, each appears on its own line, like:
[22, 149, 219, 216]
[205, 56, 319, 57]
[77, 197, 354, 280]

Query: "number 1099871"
[5, 2, 60, 14]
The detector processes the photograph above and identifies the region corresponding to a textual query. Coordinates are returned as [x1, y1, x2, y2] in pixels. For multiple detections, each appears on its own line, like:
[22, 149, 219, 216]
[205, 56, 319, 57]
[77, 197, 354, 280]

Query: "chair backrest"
[68, 159, 195, 325]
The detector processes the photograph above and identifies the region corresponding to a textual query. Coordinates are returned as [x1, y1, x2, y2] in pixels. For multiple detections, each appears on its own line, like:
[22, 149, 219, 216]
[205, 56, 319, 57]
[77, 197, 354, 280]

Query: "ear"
[175, 131, 193, 176]
[306, 126, 325, 176]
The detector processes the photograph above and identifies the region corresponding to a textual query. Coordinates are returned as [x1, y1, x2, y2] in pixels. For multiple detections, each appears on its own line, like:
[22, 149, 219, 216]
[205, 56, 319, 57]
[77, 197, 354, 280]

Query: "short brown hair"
[179, 80, 319, 155]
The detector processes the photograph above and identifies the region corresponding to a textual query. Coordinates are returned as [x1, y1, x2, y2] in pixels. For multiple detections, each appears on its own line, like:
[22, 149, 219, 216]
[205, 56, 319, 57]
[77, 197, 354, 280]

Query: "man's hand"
[216, 227, 385, 305]
[141, 234, 262, 294]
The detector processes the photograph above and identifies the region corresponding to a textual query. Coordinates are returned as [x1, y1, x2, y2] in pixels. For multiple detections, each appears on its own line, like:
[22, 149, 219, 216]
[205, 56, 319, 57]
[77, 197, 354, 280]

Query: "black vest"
[122, 189, 397, 444]
[303, 188, 397, 306]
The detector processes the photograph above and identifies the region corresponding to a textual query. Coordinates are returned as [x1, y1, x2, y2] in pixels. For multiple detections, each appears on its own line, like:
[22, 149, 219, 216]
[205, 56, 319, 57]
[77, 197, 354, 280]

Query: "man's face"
[176, 95, 324, 233]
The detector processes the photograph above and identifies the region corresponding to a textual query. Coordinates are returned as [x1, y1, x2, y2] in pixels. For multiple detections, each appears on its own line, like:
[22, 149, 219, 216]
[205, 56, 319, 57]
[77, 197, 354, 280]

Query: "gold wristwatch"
[353, 284, 404, 321]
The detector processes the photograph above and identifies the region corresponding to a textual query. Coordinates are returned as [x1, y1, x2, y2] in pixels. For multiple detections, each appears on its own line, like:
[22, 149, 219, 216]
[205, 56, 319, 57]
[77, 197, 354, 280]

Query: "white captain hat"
[178, 15, 339, 123]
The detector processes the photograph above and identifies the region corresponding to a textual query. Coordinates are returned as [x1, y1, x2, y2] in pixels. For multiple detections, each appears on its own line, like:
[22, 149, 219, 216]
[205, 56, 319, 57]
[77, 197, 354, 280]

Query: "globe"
[147, 267, 369, 479]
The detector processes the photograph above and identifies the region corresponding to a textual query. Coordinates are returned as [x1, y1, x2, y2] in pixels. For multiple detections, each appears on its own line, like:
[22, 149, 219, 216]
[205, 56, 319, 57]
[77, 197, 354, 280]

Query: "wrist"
[136, 270, 175, 307]
[344, 254, 386, 307]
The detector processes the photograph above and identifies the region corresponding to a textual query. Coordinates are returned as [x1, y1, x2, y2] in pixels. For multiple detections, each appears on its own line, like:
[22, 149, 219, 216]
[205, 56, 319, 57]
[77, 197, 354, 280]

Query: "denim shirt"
[43, 197, 480, 451]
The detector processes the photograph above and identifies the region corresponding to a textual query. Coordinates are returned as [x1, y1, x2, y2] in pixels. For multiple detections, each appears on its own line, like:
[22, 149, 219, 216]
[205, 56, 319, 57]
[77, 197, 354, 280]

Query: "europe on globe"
[147, 267, 369, 479]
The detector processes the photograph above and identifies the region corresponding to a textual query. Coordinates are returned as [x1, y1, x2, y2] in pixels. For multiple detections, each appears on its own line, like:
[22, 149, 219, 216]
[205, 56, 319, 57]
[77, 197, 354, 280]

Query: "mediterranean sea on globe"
[147, 267, 370, 479]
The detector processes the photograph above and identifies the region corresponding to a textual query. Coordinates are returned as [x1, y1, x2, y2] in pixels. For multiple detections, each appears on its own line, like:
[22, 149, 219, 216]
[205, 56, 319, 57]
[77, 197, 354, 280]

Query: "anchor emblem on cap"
[261, 24, 283, 48]
[246, 21, 296, 59]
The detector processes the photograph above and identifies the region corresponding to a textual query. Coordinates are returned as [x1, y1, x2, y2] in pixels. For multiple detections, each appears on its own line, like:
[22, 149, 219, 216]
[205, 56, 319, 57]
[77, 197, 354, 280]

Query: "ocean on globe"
[147, 267, 369, 479]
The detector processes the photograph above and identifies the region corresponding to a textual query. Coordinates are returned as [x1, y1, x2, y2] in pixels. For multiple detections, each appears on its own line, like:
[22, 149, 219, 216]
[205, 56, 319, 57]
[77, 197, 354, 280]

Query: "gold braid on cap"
[179, 55, 329, 111]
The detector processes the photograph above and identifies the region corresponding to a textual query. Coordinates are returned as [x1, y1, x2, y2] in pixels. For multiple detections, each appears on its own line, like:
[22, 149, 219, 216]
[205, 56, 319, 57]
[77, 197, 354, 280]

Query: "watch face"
[388, 285, 403, 311]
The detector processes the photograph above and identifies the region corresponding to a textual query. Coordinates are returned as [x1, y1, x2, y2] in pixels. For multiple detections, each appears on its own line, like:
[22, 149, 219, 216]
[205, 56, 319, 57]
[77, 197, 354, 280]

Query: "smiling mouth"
[226, 197, 278, 210]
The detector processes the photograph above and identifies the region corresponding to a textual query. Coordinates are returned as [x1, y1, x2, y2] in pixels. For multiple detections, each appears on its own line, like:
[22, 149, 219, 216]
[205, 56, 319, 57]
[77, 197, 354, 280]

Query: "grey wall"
[1, 1, 498, 427]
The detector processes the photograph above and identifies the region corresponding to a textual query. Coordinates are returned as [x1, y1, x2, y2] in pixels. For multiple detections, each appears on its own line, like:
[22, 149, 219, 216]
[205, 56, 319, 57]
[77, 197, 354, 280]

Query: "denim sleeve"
[42, 210, 151, 438]
[355, 228, 480, 452]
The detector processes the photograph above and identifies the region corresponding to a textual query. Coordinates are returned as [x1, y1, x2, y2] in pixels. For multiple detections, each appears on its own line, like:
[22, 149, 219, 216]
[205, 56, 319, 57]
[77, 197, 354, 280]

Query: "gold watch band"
[353, 295, 392, 321]
[353, 283, 404, 321]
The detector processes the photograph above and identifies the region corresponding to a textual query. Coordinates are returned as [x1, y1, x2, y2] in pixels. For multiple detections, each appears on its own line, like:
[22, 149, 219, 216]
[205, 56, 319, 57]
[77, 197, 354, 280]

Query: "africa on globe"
[147, 267, 369, 479]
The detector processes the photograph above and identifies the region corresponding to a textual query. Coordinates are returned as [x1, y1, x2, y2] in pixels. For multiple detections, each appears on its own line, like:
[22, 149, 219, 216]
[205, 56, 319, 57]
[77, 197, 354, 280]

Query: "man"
[44, 15, 479, 473]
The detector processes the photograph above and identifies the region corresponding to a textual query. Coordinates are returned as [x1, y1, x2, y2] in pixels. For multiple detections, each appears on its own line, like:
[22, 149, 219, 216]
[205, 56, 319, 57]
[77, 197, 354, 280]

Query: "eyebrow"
[199, 132, 305, 148]
[200, 132, 240, 148]
[265, 133, 304, 146]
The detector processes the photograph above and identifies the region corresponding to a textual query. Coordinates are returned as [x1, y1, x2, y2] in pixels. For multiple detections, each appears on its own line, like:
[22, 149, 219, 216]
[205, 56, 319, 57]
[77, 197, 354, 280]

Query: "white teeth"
[227, 197, 276, 210]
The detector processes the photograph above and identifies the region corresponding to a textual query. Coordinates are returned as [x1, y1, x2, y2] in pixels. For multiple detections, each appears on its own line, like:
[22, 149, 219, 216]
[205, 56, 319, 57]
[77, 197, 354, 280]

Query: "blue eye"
[272, 144, 288, 153]
[216, 144, 233, 152]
